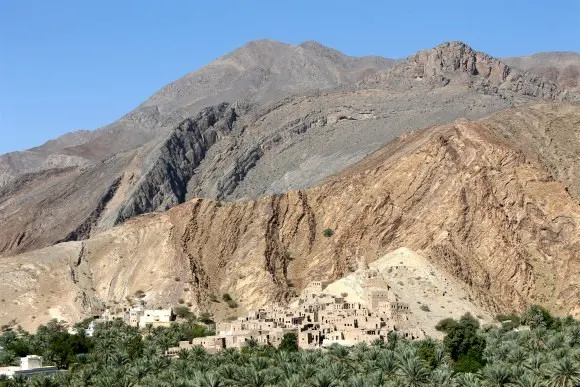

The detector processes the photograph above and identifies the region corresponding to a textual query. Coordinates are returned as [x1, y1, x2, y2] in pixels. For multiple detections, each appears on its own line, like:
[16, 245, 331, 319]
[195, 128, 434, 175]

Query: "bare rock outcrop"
[0, 103, 241, 256]
[0, 41, 572, 260]
[364, 41, 566, 100]
[1, 103, 579, 331]
[503, 52, 580, 92]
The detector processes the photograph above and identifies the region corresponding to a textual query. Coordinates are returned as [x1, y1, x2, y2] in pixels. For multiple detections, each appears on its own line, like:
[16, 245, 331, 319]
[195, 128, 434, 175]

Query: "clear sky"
[1, 0, 579, 154]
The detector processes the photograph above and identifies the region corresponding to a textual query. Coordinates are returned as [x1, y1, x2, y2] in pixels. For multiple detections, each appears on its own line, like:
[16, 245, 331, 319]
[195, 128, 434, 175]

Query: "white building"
[126, 306, 145, 327]
[68, 320, 97, 337]
[139, 309, 175, 328]
[0, 356, 58, 379]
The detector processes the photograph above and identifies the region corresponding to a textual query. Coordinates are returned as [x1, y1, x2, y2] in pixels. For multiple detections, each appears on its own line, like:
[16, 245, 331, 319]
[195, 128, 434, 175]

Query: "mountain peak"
[362, 41, 565, 100]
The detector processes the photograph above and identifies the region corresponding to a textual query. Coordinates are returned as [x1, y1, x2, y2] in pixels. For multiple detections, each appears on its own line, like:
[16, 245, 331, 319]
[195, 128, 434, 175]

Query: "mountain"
[503, 52, 580, 91]
[1, 102, 579, 331]
[0, 41, 570, 259]
[0, 40, 394, 189]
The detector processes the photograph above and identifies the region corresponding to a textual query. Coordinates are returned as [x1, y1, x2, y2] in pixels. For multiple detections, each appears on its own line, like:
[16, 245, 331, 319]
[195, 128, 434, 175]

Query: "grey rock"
[0, 40, 572, 257]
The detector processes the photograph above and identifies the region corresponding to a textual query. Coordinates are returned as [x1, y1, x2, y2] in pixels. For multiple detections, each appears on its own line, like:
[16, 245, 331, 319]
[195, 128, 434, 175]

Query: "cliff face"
[0, 42, 569, 259]
[364, 42, 566, 100]
[2, 103, 579, 330]
[0, 40, 394, 191]
[503, 52, 580, 92]
[0, 104, 241, 256]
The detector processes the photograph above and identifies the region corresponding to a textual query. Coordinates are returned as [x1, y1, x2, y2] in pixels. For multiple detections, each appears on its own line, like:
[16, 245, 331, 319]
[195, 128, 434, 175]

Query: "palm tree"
[52, 371, 77, 387]
[191, 371, 224, 387]
[375, 351, 397, 378]
[544, 357, 580, 387]
[231, 366, 273, 387]
[127, 358, 151, 382]
[8, 375, 27, 387]
[480, 363, 513, 387]
[298, 363, 319, 380]
[427, 364, 453, 386]
[340, 375, 367, 387]
[279, 374, 303, 387]
[172, 358, 198, 379]
[27, 375, 58, 387]
[216, 363, 238, 383]
[512, 372, 545, 387]
[525, 354, 548, 376]
[243, 338, 259, 351]
[308, 370, 339, 387]
[508, 348, 528, 366]
[454, 373, 482, 387]
[395, 355, 430, 387]
[566, 326, 580, 348]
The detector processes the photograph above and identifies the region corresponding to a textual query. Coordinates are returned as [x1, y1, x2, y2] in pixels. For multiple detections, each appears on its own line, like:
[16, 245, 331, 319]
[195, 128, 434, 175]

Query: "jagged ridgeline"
[0, 40, 579, 331]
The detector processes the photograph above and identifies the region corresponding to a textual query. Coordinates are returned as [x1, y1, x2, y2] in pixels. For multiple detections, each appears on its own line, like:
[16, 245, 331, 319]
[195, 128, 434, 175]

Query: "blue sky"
[1, 0, 579, 154]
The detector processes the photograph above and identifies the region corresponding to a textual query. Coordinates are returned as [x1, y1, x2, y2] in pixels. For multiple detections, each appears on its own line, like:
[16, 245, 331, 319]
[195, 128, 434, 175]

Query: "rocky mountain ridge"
[503, 51, 580, 92]
[364, 41, 566, 100]
[0, 40, 394, 190]
[0, 102, 579, 331]
[0, 41, 574, 258]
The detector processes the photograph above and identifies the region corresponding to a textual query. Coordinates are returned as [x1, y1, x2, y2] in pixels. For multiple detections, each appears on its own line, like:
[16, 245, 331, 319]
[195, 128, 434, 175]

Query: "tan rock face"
[1, 103, 580, 331]
[0, 42, 569, 261]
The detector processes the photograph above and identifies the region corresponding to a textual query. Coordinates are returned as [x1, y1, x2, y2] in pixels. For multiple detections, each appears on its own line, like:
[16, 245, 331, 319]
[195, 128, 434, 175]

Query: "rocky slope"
[1, 102, 579, 331]
[503, 52, 580, 92]
[363, 42, 566, 100]
[0, 42, 571, 258]
[324, 248, 493, 339]
[0, 40, 393, 190]
[0, 104, 243, 256]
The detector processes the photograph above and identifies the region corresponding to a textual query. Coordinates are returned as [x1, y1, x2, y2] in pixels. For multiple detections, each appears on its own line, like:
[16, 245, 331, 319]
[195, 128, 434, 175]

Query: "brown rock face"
[364, 42, 566, 100]
[1, 102, 579, 330]
[0, 41, 568, 261]
[503, 52, 580, 92]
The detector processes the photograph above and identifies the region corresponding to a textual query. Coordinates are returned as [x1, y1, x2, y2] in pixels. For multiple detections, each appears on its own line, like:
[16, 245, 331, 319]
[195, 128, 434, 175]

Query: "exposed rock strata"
[0, 104, 240, 256]
[364, 42, 566, 100]
[0, 41, 571, 259]
[1, 103, 579, 331]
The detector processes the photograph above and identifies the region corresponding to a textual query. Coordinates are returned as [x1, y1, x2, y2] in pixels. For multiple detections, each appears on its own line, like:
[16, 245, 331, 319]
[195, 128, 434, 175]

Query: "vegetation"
[1, 306, 580, 386]
[322, 228, 334, 237]
[173, 306, 193, 319]
[227, 300, 238, 309]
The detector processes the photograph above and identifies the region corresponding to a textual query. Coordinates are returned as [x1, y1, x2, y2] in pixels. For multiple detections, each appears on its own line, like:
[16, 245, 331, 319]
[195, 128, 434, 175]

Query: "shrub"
[279, 332, 298, 352]
[417, 340, 438, 369]
[227, 300, 238, 309]
[443, 313, 485, 363]
[178, 298, 185, 304]
[174, 306, 192, 319]
[135, 290, 146, 298]
[199, 312, 214, 325]
[453, 352, 484, 373]
[523, 304, 554, 329]
[222, 293, 233, 302]
[174, 277, 181, 282]
[322, 228, 334, 237]
[420, 304, 430, 312]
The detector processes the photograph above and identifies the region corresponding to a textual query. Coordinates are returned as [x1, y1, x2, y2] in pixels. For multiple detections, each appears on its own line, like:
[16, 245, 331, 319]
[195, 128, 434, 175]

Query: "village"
[166, 263, 426, 355]
[73, 261, 426, 355]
